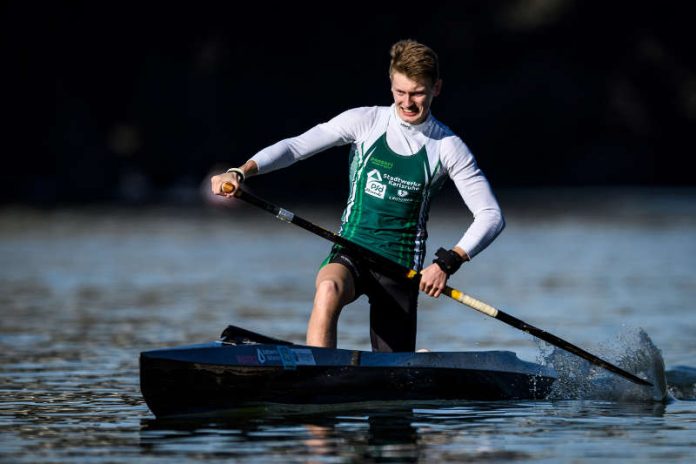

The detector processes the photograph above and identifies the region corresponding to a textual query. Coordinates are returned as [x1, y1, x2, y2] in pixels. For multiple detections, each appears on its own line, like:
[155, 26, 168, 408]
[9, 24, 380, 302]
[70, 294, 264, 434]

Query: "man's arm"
[211, 107, 381, 196]
[419, 137, 504, 298]
[443, 137, 505, 259]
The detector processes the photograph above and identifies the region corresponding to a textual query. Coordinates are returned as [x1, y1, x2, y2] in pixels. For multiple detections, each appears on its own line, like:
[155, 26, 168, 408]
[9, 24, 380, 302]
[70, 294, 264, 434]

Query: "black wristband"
[432, 248, 464, 275]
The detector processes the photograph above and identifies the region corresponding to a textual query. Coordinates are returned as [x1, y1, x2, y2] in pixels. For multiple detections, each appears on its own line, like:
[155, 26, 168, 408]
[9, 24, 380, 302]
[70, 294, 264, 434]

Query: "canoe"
[139, 325, 558, 418]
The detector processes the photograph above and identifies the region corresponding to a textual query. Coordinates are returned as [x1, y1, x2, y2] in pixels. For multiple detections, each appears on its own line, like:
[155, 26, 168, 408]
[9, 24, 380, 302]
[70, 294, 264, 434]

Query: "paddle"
[221, 182, 652, 387]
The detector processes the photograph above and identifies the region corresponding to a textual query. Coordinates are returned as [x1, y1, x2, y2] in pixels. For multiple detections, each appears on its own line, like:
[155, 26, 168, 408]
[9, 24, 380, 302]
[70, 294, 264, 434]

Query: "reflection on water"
[1, 188, 696, 462]
[138, 401, 674, 463]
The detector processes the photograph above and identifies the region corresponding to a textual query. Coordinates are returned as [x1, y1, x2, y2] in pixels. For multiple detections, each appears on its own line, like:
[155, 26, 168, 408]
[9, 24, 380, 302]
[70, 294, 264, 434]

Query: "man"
[211, 39, 504, 352]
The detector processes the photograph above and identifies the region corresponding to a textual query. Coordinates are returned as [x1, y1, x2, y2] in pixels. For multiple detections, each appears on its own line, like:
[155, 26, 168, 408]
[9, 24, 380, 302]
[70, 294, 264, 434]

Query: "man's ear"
[433, 79, 442, 97]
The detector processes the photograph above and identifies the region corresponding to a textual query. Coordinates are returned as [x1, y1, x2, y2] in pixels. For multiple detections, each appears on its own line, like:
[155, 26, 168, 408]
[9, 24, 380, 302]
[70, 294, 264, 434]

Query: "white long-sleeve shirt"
[251, 105, 504, 265]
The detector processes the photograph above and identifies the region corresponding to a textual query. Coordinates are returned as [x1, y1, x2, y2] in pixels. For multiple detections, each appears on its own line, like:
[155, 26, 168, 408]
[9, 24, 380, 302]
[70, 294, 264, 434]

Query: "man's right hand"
[211, 171, 242, 197]
[210, 160, 258, 197]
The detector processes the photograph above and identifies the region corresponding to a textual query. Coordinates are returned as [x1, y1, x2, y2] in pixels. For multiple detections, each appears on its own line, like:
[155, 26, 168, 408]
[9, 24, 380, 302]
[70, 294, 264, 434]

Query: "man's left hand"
[419, 263, 448, 298]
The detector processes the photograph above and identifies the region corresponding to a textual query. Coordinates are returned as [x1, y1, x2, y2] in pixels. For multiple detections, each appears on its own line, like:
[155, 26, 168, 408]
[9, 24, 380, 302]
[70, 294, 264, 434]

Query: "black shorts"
[325, 245, 419, 352]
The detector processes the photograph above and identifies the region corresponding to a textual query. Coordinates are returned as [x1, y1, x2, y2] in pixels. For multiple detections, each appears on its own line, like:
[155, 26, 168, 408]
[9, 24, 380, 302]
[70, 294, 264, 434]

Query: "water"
[1, 187, 695, 462]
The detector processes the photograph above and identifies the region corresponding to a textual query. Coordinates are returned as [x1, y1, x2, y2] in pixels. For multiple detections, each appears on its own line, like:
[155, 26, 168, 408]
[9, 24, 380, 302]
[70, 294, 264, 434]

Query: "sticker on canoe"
[291, 348, 316, 366]
[277, 346, 297, 370]
[235, 354, 259, 365]
[256, 348, 278, 364]
[253, 347, 316, 368]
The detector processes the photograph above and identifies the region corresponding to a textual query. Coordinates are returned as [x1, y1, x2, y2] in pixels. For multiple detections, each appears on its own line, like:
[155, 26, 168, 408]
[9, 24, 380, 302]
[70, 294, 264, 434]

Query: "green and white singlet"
[250, 105, 505, 270]
[340, 123, 441, 268]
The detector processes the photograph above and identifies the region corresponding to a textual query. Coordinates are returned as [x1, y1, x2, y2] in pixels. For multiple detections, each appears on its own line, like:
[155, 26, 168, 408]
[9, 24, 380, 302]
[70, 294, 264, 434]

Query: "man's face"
[391, 72, 441, 125]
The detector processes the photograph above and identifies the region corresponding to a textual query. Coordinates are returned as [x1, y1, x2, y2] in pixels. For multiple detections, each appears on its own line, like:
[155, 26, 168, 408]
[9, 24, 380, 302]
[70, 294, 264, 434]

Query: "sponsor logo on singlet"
[370, 157, 394, 170]
[365, 169, 386, 199]
[385, 173, 421, 203]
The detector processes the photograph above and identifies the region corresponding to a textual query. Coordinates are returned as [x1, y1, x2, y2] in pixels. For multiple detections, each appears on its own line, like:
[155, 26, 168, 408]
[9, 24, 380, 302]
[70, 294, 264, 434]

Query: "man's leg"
[306, 263, 355, 348]
[368, 272, 419, 352]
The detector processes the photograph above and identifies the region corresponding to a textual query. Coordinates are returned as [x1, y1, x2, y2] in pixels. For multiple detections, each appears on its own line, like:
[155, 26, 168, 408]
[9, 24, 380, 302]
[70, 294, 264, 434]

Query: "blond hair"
[389, 39, 440, 86]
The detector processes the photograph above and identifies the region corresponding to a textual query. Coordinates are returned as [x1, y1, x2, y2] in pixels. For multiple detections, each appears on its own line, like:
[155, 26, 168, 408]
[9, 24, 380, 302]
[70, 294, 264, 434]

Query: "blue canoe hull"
[140, 326, 557, 417]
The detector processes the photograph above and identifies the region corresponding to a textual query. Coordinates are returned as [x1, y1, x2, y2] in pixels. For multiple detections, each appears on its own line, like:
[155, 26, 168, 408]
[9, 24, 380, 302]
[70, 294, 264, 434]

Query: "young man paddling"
[211, 39, 504, 352]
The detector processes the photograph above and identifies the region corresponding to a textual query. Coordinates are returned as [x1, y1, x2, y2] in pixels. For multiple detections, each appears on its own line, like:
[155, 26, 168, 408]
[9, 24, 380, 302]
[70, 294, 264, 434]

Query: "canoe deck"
[140, 326, 557, 418]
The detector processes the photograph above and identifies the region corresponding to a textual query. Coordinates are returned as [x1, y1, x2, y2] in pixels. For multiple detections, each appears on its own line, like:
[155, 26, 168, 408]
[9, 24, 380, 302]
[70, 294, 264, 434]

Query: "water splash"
[537, 328, 668, 402]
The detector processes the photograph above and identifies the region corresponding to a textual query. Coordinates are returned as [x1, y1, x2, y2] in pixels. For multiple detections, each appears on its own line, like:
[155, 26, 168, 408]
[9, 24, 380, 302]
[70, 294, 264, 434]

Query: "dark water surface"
[2, 188, 695, 462]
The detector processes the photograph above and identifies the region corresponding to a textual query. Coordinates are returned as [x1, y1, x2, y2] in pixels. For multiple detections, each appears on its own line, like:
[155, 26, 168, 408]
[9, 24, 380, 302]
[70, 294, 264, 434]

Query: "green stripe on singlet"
[342, 142, 377, 242]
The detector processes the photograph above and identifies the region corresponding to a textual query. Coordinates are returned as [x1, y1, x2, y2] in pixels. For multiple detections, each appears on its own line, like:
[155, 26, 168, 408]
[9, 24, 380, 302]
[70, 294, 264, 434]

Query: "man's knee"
[315, 279, 343, 302]
[315, 262, 355, 308]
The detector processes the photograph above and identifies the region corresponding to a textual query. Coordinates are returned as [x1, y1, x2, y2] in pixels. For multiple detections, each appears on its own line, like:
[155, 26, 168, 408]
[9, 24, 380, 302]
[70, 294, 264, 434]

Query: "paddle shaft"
[223, 183, 652, 387]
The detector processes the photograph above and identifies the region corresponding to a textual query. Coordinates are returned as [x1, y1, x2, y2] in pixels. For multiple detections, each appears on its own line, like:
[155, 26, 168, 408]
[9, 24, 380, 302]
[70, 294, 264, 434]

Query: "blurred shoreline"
[2, 185, 695, 221]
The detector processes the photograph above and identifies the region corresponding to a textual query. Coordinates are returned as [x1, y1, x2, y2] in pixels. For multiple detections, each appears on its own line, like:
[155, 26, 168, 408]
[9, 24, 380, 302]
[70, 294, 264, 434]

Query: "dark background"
[3, 1, 694, 206]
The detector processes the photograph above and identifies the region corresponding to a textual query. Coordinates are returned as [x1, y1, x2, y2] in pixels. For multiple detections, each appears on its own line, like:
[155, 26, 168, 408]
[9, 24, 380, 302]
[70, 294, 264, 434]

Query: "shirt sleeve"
[440, 136, 505, 259]
[250, 107, 379, 174]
